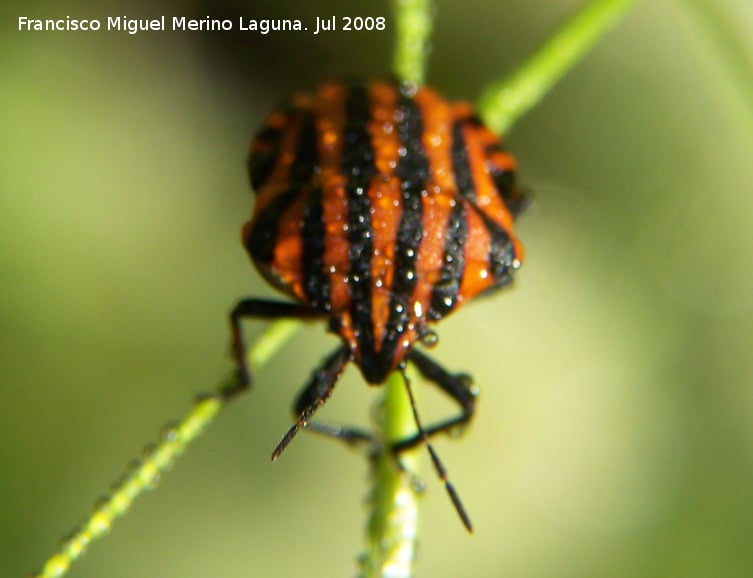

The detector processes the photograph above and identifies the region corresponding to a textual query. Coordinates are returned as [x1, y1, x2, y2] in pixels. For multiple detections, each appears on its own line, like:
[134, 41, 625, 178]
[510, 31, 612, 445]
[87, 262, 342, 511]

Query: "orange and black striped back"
[243, 79, 527, 384]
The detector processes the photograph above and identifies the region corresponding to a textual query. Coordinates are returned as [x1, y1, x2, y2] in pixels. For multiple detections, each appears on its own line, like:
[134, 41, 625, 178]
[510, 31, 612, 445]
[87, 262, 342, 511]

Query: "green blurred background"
[3, 0, 753, 576]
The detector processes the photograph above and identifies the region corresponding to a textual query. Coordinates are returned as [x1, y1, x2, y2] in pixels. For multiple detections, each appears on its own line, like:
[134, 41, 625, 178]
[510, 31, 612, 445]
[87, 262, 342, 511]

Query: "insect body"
[230, 79, 527, 531]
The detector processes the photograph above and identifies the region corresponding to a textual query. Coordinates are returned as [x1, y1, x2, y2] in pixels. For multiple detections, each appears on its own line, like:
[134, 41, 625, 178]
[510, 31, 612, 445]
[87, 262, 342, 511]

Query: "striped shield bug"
[229, 78, 528, 531]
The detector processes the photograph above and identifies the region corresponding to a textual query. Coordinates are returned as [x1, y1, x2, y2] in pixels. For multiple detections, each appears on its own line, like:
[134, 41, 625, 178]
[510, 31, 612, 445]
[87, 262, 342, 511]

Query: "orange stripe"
[242, 107, 308, 299]
[270, 192, 307, 300]
[249, 98, 308, 216]
[314, 81, 352, 315]
[460, 116, 517, 238]
[412, 86, 457, 321]
[457, 207, 495, 300]
[367, 81, 402, 348]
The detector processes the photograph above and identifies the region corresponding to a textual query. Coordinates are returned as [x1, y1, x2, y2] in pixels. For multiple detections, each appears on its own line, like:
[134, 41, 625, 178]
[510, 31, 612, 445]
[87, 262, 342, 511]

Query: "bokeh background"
[3, 0, 753, 576]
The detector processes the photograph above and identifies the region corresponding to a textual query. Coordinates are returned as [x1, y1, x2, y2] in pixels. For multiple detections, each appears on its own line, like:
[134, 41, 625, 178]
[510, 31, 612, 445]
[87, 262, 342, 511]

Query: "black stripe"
[473, 204, 517, 289]
[461, 116, 518, 287]
[429, 120, 473, 320]
[246, 111, 318, 265]
[301, 186, 330, 311]
[248, 113, 287, 192]
[450, 119, 477, 202]
[342, 84, 378, 369]
[463, 113, 528, 219]
[429, 202, 468, 320]
[486, 140, 529, 218]
[288, 111, 319, 185]
[246, 187, 299, 264]
[380, 86, 430, 368]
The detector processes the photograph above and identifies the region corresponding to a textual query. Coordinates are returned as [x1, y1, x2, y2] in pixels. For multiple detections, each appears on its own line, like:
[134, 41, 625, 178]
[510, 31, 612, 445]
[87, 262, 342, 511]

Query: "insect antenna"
[398, 364, 473, 533]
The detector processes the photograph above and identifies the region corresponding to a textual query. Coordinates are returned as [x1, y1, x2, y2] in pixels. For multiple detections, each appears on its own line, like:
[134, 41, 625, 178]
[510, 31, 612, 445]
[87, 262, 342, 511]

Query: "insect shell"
[243, 78, 528, 385]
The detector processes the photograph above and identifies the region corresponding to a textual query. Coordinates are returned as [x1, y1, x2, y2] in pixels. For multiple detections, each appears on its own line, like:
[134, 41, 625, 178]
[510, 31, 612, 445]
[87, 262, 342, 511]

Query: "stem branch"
[30, 319, 302, 578]
[477, 0, 640, 135]
[392, 0, 434, 85]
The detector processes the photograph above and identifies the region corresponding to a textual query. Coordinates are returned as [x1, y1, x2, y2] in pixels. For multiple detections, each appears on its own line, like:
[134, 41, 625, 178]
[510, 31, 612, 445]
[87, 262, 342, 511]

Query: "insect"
[229, 78, 527, 531]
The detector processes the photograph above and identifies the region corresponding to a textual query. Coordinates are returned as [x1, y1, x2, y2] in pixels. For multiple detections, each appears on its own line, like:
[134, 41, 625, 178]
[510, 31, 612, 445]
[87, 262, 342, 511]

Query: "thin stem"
[29, 319, 302, 578]
[360, 2, 434, 575]
[361, 369, 421, 578]
[477, 0, 640, 135]
[391, 0, 434, 85]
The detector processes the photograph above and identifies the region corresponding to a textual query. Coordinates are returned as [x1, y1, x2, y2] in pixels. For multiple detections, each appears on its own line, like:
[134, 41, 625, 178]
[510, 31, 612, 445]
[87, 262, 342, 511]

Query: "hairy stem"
[30, 319, 302, 578]
[392, 0, 434, 86]
[361, 369, 421, 578]
[477, 0, 640, 135]
[360, 1, 434, 576]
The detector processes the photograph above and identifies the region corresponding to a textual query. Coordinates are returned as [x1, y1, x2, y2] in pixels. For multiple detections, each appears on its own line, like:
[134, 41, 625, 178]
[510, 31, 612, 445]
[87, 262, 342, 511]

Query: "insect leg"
[290, 361, 374, 447]
[398, 364, 473, 532]
[271, 345, 356, 461]
[227, 298, 324, 400]
[392, 348, 477, 453]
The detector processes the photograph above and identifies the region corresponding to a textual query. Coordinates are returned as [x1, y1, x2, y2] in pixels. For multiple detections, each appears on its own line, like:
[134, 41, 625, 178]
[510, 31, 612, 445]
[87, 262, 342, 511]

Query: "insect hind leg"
[397, 362, 474, 532]
[390, 348, 478, 453]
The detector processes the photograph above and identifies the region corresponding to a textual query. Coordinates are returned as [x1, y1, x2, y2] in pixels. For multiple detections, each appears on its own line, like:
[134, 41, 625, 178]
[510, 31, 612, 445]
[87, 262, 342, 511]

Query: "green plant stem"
[30, 319, 302, 578]
[361, 369, 421, 578]
[392, 0, 434, 85]
[477, 0, 640, 135]
[360, 2, 434, 577]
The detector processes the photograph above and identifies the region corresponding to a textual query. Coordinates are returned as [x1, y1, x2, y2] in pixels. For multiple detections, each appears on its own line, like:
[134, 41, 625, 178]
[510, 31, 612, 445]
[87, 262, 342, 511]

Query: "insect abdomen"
[243, 79, 526, 381]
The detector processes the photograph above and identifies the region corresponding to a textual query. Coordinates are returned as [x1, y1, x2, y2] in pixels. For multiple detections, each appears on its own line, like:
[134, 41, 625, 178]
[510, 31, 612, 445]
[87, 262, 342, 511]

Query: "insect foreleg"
[227, 298, 324, 400]
[271, 344, 353, 460]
